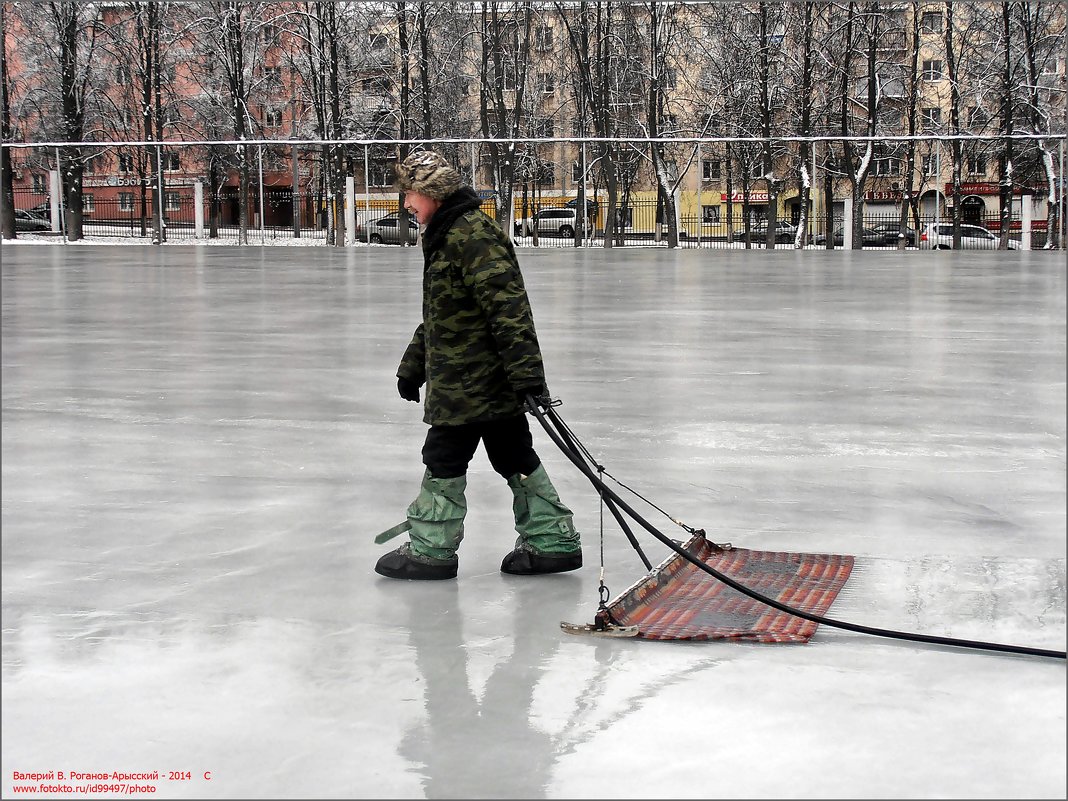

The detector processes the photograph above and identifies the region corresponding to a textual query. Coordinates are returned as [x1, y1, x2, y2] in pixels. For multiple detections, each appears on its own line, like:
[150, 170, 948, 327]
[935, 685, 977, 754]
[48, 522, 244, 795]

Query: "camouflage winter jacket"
[397, 188, 546, 426]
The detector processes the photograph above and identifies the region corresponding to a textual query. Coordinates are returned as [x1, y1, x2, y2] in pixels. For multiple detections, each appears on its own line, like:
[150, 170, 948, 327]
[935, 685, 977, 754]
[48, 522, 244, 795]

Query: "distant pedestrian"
[374, 150, 582, 580]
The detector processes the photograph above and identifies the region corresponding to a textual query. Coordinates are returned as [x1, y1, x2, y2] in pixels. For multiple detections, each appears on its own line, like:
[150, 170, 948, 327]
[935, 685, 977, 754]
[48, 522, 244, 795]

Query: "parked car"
[355, 213, 419, 245]
[920, 222, 1019, 250]
[514, 207, 591, 238]
[814, 227, 885, 247]
[14, 209, 51, 232]
[869, 222, 917, 247]
[748, 219, 797, 243]
[564, 197, 598, 215]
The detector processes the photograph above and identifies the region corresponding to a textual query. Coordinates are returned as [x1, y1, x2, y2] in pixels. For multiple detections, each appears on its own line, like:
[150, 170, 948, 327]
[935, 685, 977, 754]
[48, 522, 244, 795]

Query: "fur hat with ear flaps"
[395, 151, 462, 200]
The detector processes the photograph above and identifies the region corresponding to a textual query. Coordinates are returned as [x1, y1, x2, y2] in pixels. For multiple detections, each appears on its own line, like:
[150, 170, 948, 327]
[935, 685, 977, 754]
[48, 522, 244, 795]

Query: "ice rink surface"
[2, 242, 1065, 800]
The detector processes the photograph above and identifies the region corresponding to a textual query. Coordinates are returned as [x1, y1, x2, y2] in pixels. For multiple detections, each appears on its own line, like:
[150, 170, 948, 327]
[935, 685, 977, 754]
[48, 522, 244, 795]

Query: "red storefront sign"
[945, 182, 1047, 196]
[720, 191, 769, 202]
[865, 189, 903, 201]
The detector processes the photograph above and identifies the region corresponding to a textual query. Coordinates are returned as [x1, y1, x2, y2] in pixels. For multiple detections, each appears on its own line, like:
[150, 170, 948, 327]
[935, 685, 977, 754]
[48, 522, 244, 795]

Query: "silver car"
[514, 207, 590, 238]
[14, 209, 52, 232]
[356, 213, 419, 245]
[920, 223, 1019, 250]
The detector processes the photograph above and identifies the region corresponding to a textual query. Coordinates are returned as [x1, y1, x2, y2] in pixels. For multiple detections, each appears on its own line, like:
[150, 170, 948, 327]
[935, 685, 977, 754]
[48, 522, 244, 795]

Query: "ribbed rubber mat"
[600, 535, 854, 642]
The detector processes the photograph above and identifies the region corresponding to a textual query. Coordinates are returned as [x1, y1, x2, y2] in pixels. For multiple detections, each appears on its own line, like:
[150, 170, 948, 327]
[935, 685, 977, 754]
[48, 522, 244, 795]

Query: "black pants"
[422, 415, 541, 479]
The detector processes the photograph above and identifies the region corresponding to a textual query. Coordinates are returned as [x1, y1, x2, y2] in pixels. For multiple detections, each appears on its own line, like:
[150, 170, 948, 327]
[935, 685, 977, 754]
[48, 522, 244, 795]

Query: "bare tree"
[1, 1, 15, 239]
[183, 1, 272, 244]
[788, 0, 818, 248]
[557, 1, 636, 248]
[99, 2, 186, 243]
[642, 2, 680, 247]
[14, 3, 107, 240]
[1017, 0, 1065, 249]
[997, 1, 1016, 249]
[477, 1, 534, 236]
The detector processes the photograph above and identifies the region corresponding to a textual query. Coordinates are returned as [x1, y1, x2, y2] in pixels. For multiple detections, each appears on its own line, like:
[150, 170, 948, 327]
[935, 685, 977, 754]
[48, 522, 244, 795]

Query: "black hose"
[529, 399, 1066, 661]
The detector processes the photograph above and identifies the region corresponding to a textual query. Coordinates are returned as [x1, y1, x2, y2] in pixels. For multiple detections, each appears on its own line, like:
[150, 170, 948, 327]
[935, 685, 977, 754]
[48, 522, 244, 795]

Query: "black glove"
[515, 383, 549, 409]
[397, 377, 421, 403]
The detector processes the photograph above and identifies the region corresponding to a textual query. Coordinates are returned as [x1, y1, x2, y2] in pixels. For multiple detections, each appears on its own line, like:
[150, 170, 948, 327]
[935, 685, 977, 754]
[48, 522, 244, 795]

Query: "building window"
[921, 11, 942, 34]
[368, 162, 392, 187]
[967, 106, 990, 128]
[165, 191, 181, 212]
[363, 75, 391, 94]
[532, 118, 555, 138]
[116, 64, 130, 85]
[921, 107, 942, 129]
[32, 174, 47, 193]
[264, 65, 282, 85]
[118, 153, 135, 173]
[538, 72, 555, 94]
[967, 155, 987, 175]
[882, 76, 906, 99]
[534, 25, 552, 51]
[702, 159, 721, 180]
[1041, 57, 1062, 76]
[536, 162, 555, 186]
[160, 152, 180, 172]
[119, 192, 134, 212]
[500, 62, 517, 92]
[702, 205, 721, 223]
[371, 109, 394, 137]
[872, 156, 901, 176]
[83, 194, 94, 213]
[922, 155, 939, 177]
[922, 59, 943, 81]
[263, 106, 283, 128]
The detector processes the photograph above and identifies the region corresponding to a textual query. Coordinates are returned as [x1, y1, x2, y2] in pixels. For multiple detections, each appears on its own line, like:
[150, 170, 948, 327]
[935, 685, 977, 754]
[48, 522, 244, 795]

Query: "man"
[374, 150, 582, 581]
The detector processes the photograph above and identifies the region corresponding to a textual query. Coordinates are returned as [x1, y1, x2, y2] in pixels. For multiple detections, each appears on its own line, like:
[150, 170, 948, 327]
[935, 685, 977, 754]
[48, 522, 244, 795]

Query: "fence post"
[194, 180, 205, 239]
[48, 169, 61, 232]
[345, 175, 356, 246]
[1021, 191, 1032, 251]
[843, 196, 853, 250]
[364, 144, 371, 249]
[257, 144, 266, 244]
[155, 144, 165, 245]
[292, 142, 301, 239]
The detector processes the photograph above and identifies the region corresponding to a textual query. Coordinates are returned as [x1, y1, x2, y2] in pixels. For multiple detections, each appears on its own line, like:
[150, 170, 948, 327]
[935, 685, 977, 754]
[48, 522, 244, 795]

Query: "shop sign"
[83, 175, 199, 188]
[83, 176, 149, 188]
[721, 191, 769, 202]
[944, 182, 1047, 196]
[865, 190, 902, 201]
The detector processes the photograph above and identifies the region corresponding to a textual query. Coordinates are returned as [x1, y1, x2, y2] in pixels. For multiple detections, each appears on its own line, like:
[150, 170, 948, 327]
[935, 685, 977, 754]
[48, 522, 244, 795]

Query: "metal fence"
[13, 185, 1050, 250]
[5, 136, 1063, 249]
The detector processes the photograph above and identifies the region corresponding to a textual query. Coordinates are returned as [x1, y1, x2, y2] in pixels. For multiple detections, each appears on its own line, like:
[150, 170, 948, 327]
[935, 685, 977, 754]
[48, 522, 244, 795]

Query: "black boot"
[376, 543, 458, 580]
[500, 545, 582, 576]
